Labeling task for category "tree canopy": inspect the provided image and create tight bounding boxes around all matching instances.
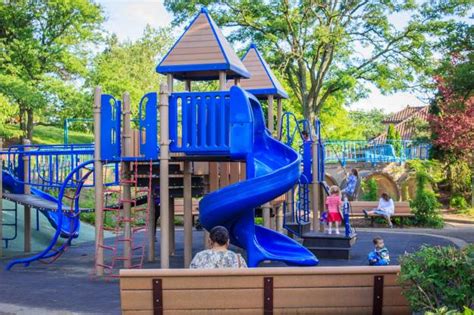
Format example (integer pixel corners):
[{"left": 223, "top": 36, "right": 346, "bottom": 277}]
[
  {"left": 164, "top": 0, "right": 472, "bottom": 121},
  {"left": 0, "top": 0, "right": 104, "bottom": 140}
]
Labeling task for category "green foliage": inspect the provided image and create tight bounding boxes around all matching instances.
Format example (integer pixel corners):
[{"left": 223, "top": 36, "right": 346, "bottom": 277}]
[
  {"left": 386, "top": 124, "right": 403, "bottom": 156},
  {"left": 165, "top": 0, "right": 472, "bottom": 120},
  {"left": 407, "top": 160, "right": 444, "bottom": 184},
  {"left": 447, "top": 161, "right": 472, "bottom": 197},
  {"left": 450, "top": 195, "right": 468, "bottom": 210},
  {"left": 425, "top": 306, "right": 474, "bottom": 315},
  {"left": 0, "top": 0, "right": 104, "bottom": 139},
  {"left": 348, "top": 109, "right": 387, "bottom": 140},
  {"left": 87, "top": 26, "right": 174, "bottom": 118},
  {"left": 398, "top": 245, "right": 474, "bottom": 312},
  {"left": 410, "top": 172, "right": 443, "bottom": 228},
  {"left": 361, "top": 178, "right": 378, "bottom": 201},
  {"left": 254, "top": 217, "right": 264, "bottom": 226}
]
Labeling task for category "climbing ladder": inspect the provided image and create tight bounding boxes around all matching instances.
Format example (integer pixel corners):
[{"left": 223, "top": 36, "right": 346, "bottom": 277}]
[{"left": 96, "top": 160, "right": 153, "bottom": 277}]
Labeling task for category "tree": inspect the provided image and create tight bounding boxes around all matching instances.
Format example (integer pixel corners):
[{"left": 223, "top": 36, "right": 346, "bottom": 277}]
[
  {"left": 87, "top": 26, "right": 174, "bottom": 118},
  {"left": 429, "top": 21, "right": 473, "bottom": 206},
  {"left": 0, "top": 0, "right": 104, "bottom": 141},
  {"left": 386, "top": 123, "right": 402, "bottom": 156},
  {"left": 349, "top": 109, "right": 387, "bottom": 140},
  {"left": 164, "top": 0, "right": 472, "bottom": 121}
]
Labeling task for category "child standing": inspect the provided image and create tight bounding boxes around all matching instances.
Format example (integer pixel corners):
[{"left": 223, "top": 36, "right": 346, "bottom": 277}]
[
  {"left": 325, "top": 186, "right": 343, "bottom": 234},
  {"left": 368, "top": 237, "right": 390, "bottom": 266}
]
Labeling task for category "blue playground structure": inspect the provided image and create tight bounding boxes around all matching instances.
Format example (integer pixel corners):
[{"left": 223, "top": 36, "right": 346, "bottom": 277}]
[{"left": 0, "top": 7, "right": 429, "bottom": 273}]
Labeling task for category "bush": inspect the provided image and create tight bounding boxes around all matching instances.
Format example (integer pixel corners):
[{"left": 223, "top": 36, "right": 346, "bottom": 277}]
[
  {"left": 398, "top": 245, "right": 474, "bottom": 313},
  {"left": 410, "top": 172, "right": 444, "bottom": 228},
  {"left": 425, "top": 306, "right": 474, "bottom": 315},
  {"left": 450, "top": 195, "right": 469, "bottom": 210},
  {"left": 447, "top": 161, "right": 471, "bottom": 197},
  {"left": 361, "top": 178, "right": 378, "bottom": 201}
]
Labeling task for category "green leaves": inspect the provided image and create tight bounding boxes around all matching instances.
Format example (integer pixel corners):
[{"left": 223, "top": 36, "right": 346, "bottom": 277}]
[
  {"left": 165, "top": 0, "right": 472, "bottom": 120},
  {"left": 87, "top": 26, "right": 174, "bottom": 118},
  {"left": 0, "top": 0, "right": 104, "bottom": 140},
  {"left": 399, "top": 245, "right": 474, "bottom": 312}
]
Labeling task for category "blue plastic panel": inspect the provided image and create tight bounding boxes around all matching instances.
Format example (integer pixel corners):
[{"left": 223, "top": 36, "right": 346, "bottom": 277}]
[
  {"left": 139, "top": 92, "right": 158, "bottom": 159},
  {"left": 100, "top": 94, "right": 121, "bottom": 160},
  {"left": 169, "top": 91, "right": 233, "bottom": 155}
]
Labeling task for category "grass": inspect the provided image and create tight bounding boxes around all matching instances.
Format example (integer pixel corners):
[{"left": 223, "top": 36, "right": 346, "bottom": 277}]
[
  {"left": 1, "top": 124, "right": 93, "bottom": 145},
  {"left": 455, "top": 207, "right": 474, "bottom": 217}
]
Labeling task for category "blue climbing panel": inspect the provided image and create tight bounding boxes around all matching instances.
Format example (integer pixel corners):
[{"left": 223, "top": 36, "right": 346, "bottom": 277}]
[
  {"left": 169, "top": 91, "right": 233, "bottom": 155},
  {"left": 100, "top": 94, "right": 121, "bottom": 160},
  {"left": 139, "top": 92, "right": 158, "bottom": 159}
]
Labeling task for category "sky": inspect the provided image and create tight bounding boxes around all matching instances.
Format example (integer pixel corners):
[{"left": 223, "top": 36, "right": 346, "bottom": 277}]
[{"left": 97, "top": 0, "right": 471, "bottom": 114}]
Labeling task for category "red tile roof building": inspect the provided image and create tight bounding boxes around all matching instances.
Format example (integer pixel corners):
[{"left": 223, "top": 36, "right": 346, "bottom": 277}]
[{"left": 375, "top": 105, "right": 429, "bottom": 141}]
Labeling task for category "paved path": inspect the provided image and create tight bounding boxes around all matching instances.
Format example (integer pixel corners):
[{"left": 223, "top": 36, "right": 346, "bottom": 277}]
[{"left": 0, "top": 225, "right": 472, "bottom": 315}]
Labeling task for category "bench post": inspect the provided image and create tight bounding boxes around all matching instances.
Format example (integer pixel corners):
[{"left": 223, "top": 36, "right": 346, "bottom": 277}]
[
  {"left": 373, "top": 275, "right": 384, "bottom": 315},
  {"left": 264, "top": 277, "right": 273, "bottom": 314},
  {"left": 153, "top": 278, "right": 163, "bottom": 315}
]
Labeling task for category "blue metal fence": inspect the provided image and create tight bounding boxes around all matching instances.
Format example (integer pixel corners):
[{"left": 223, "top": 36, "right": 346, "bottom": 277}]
[{"left": 324, "top": 140, "right": 430, "bottom": 165}]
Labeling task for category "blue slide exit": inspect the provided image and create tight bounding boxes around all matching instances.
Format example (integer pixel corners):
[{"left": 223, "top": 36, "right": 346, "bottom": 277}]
[
  {"left": 2, "top": 170, "right": 79, "bottom": 238},
  {"left": 199, "top": 87, "right": 318, "bottom": 267}
]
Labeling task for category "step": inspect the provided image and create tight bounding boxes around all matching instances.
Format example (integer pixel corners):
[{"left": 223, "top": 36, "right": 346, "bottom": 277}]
[
  {"left": 136, "top": 176, "right": 204, "bottom": 187},
  {"left": 302, "top": 232, "right": 357, "bottom": 248},
  {"left": 136, "top": 162, "right": 181, "bottom": 175},
  {"left": 306, "top": 246, "right": 352, "bottom": 259},
  {"left": 285, "top": 221, "right": 311, "bottom": 236}
]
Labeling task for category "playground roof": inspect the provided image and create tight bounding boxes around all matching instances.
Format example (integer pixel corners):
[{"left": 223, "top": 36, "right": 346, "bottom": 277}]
[
  {"left": 156, "top": 8, "right": 250, "bottom": 81},
  {"left": 232, "top": 43, "right": 288, "bottom": 99}
]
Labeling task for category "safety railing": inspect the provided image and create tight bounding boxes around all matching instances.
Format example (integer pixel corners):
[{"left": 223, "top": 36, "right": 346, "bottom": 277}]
[
  {"left": 324, "top": 140, "right": 431, "bottom": 165},
  {"left": 1, "top": 144, "right": 102, "bottom": 189},
  {"left": 169, "top": 91, "right": 232, "bottom": 154}
]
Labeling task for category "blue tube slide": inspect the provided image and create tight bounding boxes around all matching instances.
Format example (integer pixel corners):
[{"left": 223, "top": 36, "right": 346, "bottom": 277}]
[
  {"left": 199, "top": 87, "right": 318, "bottom": 267},
  {"left": 2, "top": 170, "right": 79, "bottom": 238}
]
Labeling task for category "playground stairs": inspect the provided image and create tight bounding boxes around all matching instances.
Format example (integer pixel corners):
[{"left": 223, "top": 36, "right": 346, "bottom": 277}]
[
  {"left": 302, "top": 231, "right": 357, "bottom": 259},
  {"left": 135, "top": 162, "right": 206, "bottom": 198},
  {"left": 284, "top": 215, "right": 311, "bottom": 236}
]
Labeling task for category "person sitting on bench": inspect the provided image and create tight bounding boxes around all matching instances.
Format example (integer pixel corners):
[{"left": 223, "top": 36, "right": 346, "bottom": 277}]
[
  {"left": 190, "top": 226, "right": 247, "bottom": 269},
  {"left": 341, "top": 168, "right": 359, "bottom": 200},
  {"left": 363, "top": 192, "right": 394, "bottom": 228}
]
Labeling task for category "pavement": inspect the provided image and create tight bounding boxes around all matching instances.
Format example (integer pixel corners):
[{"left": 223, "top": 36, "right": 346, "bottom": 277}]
[{"left": 0, "top": 224, "right": 472, "bottom": 315}]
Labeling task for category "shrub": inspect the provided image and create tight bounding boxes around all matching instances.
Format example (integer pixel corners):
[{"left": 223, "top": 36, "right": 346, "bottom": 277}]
[
  {"left": 450, "top": 195, "right": 469, "bottom": 210},
  {"left": 447, "top": 160, "right": 472, "bottom": 198},
  {"left": 410, "top": 171, "right": 443, "bottom": 227},
  {"left": 361, "top": 178, "right": 378, "bottom": 201},
  {"left": 425, "top": 306, "right": 474, "bottom": 315},
  {"left": 398, "top": 245, "right": 474, "bottom": 313}
]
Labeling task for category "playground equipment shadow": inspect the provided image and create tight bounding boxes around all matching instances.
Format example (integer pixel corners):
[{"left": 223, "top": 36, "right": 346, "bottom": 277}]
[{"left": 0, "top": 227, "right": 462, "bottom": 315}]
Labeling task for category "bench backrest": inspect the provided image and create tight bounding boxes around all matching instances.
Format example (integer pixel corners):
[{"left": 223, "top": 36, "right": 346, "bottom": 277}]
[
  {"left": 350, "top": 201, "right": 411, "bottom": 215},
  {"left": 120, "top": 266, "right": 410, "bottom": 315}
]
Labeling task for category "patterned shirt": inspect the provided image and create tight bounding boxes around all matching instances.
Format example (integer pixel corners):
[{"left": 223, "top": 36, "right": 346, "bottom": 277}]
[
  {"left": 344, "top": 175, "right": 358, "bottom": 195},
  {"left": 189, "top": 249, "right": 247, "bottom": 269}
]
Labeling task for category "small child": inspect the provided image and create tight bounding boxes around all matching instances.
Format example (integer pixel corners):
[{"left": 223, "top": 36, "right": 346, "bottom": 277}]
[
  {"left": 368, "top": 237, "right": 390, "bottom": 266},
  {"left": 325, "top": 186, "right": 343, "bottom": 234}
]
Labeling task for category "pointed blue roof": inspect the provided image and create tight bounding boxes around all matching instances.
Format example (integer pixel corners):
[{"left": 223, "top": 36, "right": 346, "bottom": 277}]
[
  {"left": 237, "top": 43, "right": 288, "bottom": 99},
  {"left": 156, "top": 8, "right": 250, "bottom": 81}
]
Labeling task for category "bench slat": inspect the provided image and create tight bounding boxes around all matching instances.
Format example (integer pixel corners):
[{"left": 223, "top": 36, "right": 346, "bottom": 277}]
[
  {"left": 120, "top": 274, "right": 399, "bottom": 290},
  {"left": 123, "top": 306, "right": 411, "bottom": 315},
  {"left": 121, "top": 288, "right": 263, "bottom": 310}
]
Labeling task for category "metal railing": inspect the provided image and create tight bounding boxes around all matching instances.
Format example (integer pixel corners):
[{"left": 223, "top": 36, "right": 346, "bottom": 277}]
[{"left": 324, "top": 140, "right": 431, "bottom": 165}]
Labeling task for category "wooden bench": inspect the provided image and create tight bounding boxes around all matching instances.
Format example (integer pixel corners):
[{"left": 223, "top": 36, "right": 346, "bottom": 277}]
[
  {"left": 350, "top": 201, "right": 414, "bottom": 226},
  {"left": 120, "top": 266, "right": 410, "bottom": 314}
]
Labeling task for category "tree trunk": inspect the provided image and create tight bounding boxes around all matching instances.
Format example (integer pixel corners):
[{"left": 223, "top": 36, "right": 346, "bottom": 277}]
[
  {"left": 26, "top": 108, "right": 33, "bottom": 141},
  {"left": 19, "top": 106, "right": 26, "bottom": 142}
]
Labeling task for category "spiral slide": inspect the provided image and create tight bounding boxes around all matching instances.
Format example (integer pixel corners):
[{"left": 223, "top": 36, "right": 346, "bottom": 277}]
[{"left": 199, "top": 87, "right": 318, "bottom": 267}]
